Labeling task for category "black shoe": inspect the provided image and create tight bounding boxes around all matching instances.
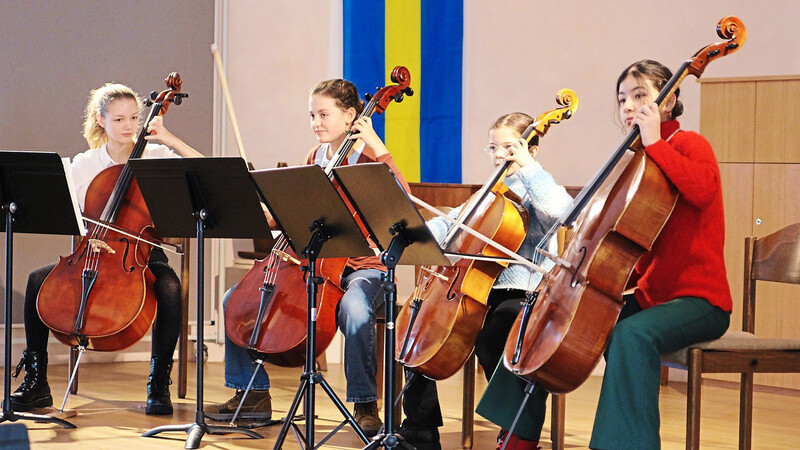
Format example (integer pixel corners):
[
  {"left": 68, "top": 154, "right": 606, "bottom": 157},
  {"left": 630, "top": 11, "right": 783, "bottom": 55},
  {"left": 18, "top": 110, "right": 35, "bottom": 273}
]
[
  {"left": 398, "top": 420, "right": 441, "bottom": 450},
  {"left": 146, "top": 356, "right": 173, "bottom": 415},
  {"left": 10, "top": 350, "right": 53, "bottom": 412}
]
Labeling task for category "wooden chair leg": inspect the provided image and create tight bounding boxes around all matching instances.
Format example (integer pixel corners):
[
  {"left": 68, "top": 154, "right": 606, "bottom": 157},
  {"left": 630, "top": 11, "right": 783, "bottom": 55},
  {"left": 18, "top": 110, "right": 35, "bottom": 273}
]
[
  {"left": 739, "top": 372, "right": 753, "bottom": 450},
  {"left": 461, "top": 353, "right": 475, "bottom": 449},
  {"left": 177, "top": 238, "right": 190, "bottom": 399},
  {"left": 686, "top": 349, "right": 702, "bottom": 450},
  {"left": 660, "top": 365, "right": 669, "bottom": 386},
  {"left": 68, "top": 346, "right": 79, "bottom": 394},
  {"left": 551, "top": 393, "right": 565, "bottom": 450}
]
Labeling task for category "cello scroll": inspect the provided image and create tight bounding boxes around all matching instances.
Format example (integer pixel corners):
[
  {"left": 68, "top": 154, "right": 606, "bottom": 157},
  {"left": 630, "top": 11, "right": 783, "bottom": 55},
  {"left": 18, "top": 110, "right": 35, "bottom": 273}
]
[{"left": 144, "top": 72, "right": 188, "bottom": 116}]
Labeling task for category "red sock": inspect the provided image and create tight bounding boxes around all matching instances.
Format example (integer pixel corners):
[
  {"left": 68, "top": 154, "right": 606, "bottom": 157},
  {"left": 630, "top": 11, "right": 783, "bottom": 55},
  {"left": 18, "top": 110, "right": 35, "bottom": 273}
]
[{"left": 497, "top": 429, "right": 540, "bottom": 450}]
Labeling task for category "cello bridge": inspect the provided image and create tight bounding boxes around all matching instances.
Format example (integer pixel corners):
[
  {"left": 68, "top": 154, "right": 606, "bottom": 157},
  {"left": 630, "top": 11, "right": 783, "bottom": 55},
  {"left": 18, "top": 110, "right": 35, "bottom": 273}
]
[
  {"left": 273, "top": 249, "right": 301, "bottom": 265},
  {"left": 88, "top": 239, "right": 116, "bottom": 254},
  {"left": 420, "top": 266, "right": 448, "bottom": 281}
]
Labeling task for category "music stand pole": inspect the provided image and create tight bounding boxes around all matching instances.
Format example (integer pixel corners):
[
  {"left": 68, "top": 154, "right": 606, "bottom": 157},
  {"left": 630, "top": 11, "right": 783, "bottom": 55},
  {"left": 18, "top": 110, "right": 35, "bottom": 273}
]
[
  {"left": 270, "top": 221, "right": 347, "bottom": 449},
  {"left": 365, "top": 224, "right": 414, "bottom": 449},
  {"left": 0, "top": 151, "right": 82, "bottom": 429},
  {"left": 249, "top": 165, "right": 375, "bottom": 449},
  {"left": 130, "top": 158, "right": 271, "bottom": 448},
  {"left": 1, "top": 203, "right": 75, "bottom": 428},
  {"left": 330, "top": 163, "right": 451, "bottom": 449}
]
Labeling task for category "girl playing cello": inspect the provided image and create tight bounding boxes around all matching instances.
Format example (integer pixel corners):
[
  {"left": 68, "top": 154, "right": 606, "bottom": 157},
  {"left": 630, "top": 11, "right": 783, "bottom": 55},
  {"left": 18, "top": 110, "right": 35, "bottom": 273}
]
[
  {"left": 478, "top": 60, "right": 732, "bottom": 449},
  {"left": 209, "top": 78, "right": 411, "bottom": 435},
  {"left": 11, "top": 82, "right": 201, "bottom": 415},
  {"left": 401, "top": 112, "right": 573, "bottom": 449}
]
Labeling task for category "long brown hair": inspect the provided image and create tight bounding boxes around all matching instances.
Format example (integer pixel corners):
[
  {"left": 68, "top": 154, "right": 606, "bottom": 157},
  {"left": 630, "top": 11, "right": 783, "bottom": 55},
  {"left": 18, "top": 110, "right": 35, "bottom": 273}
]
[
  {"left": 310, "top": 79, "right": 365, "bottom": 120},
  {"left": 491, "top": 112, "right": 539, "bottom": 147}
]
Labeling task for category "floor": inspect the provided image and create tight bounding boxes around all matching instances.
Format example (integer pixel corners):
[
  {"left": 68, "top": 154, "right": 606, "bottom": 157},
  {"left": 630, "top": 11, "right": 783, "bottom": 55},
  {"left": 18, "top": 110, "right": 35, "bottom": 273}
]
[{"left": 5, "top": 360, "right": 800, "bottom": 449}]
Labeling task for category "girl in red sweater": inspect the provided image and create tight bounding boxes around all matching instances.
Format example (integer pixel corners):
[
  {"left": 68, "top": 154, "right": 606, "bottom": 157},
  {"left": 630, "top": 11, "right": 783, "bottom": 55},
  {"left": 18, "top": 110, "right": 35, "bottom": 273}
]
[
  {"left": 477, "top": 59, "right": 732, "bottom": 450},
  {"left": 588, "top": 59, "right": 732, "bottom": 449}
]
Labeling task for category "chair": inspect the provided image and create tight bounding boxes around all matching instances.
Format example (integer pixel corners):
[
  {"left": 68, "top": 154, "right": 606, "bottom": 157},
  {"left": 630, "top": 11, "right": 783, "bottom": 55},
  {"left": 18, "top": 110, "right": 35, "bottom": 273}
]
[{"left": 660, "top": 222, "right": 800, "bottom": 449}]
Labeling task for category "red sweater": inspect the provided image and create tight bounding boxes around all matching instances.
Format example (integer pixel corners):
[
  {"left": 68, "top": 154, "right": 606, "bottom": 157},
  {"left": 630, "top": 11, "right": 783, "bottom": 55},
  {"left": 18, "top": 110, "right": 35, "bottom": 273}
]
[
  {"left": 304, "top": 143, "right": 412, "bottom": 272},
  {"left": 631, "top": 120, "right": 732, "bottom": 312}
]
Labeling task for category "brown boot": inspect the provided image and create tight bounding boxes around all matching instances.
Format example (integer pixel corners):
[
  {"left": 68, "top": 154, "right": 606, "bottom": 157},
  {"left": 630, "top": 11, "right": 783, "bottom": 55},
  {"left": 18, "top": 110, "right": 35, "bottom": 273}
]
[
  {"left": 354, "top": 401, "right": 382, "bottom": 436},
  {"left": 205, "top": 389, "right": 271, "bottom": 420}
]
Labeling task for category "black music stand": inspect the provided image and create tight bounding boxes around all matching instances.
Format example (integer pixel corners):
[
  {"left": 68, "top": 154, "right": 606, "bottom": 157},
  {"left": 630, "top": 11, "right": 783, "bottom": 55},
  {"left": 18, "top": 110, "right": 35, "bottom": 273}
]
[
  {"left": 129, "top": 157, "right": 271, "bottom": 449},
  {"left": 332, "top": 163, "right": 450, "bottom": 449},
  {"left": 250, "top": 165, "right": 375, "bottom": 449},
  {"left": 0, "top": 151, "right": 80, "bottom": 429}
]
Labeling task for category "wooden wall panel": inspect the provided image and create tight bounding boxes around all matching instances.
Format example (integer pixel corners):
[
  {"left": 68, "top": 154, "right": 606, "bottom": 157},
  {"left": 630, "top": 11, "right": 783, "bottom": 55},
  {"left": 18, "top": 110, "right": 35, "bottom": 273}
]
[
  {"left": 700, "top": 81, "right": 756, "bottom": 163},
  {"left": 755, "top": 81, "right": 800, "bottom": 163},
  {"left": 720, "top": 163, "right": 754, "bottom": 335},
  {"left": 750, "top": 164, "right": 800, "bottom": 388},
  {"left": 702, "top": 77, "right": 800, "bottom": 389}
]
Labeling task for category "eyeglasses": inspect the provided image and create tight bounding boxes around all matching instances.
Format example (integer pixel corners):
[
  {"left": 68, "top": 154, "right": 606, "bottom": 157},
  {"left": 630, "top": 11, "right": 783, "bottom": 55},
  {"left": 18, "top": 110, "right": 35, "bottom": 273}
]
[{"left": 484, "top": 143, "right": 515, "bottom": 156}]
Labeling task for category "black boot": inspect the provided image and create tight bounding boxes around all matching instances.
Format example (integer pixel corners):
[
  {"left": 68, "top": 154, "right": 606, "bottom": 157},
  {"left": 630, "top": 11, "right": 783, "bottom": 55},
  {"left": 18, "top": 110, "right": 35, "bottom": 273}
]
[
  {"left": 10, "top": 350, "right": 53, "bottom": 411},
  {"left": 146, "top": 356, "right": 173, "bottom": 415}
]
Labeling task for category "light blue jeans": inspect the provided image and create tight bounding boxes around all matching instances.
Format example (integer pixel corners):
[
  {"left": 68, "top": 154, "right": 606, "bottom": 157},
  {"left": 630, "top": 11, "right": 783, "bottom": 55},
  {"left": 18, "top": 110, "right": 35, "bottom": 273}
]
[
  {"left": 221, "top": 268, "right": 385, "bottom": 402},
  {"left": 221, "top": 285, "right": 271, "bottom": 391},
  {"left": 338, "top": 268, "right": 385, "bottom": 403}
]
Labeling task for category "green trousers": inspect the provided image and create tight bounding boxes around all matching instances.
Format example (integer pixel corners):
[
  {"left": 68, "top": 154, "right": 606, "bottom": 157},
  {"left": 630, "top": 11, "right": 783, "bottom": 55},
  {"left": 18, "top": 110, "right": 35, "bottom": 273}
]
[
  {"left": 476, "top": 296, "right": 729, "bottom": 448},
  {"left": 590, "top": 296, "right": 729, "bottom": 449},
  {"left": 476, "top": 359, "right": 548, "bottom": 441}
]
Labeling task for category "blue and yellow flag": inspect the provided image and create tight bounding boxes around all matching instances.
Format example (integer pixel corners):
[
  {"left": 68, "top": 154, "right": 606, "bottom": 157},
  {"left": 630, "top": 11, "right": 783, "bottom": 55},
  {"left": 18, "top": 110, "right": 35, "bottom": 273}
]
[{"left": 344, "top": 0, "right": 463, "bottom": 183}]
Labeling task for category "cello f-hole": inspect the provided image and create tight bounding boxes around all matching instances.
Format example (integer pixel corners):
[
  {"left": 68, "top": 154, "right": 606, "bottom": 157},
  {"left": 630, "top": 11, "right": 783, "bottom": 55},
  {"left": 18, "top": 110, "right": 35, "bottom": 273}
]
[
  {"left": 119, "top": 238, "right": 134, "bottom": 272},
  {"left": 570, "top": 247, "right": 587, "bottom": 288},
  {"left": 445, "top": 266, "right": 462, "bottom": 301}
]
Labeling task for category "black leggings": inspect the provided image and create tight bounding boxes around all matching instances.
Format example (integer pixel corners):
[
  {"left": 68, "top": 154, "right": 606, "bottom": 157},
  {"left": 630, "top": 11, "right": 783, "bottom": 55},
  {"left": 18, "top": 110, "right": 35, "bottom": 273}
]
[
  {"left": 402, "top": 289, "right": 526, "bottom": 427},
  {"left": 23, "top": 248, "right": 182, "bottom": 361}
]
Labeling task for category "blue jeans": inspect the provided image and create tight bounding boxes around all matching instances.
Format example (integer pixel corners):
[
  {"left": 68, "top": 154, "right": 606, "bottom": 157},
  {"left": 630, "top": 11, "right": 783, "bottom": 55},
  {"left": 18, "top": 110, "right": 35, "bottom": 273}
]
[
  {"left": 338, "top": 268, "right": 385, "bottom": 403},
  {"left": 221, "top": 285, "right": 271, "bottom": 391},
  {"left": 221, "top": 268, "right": 385, "bottom": 401}
]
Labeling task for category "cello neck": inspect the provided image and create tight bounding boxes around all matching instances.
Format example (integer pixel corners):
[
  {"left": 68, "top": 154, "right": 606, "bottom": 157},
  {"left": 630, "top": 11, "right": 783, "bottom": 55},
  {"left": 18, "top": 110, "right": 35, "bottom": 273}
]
[
  {"left": 325, "top": 94, "right": 380, "bottom": 175},
  {"left": 441, "top": 159, "right": 512, "bottom": 248}
]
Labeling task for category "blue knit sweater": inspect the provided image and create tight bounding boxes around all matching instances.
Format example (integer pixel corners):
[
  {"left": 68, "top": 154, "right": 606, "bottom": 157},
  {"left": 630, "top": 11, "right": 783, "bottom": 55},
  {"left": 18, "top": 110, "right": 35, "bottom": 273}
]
[{"left": 427, "top": 161, "right": 573, "bottom": 290}]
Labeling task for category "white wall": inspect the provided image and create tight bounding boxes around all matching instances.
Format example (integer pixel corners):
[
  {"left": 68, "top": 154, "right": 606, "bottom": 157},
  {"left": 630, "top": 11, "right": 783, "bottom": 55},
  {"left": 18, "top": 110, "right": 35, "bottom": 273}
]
[
  {"left": 462, "top": 1, "right": 800, "bottom": 187},
  {"left": 223, "top": 1, "right": 800, "bottom": 188}
]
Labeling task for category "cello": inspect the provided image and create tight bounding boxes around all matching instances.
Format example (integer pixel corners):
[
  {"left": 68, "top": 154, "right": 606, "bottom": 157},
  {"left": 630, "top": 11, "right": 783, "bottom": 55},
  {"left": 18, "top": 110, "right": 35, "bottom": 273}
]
[
  {"left": 503, "top": 16, "right": 746, "bottom": 394},
  {"left": 395, "top": 90, "right": 579, "bottom": 380},
  {"left": 37, "top": 73, "right": 188, "bottom": 352},
  {"left": 224, "top": 67, "right": 414, "bottom": 367}
]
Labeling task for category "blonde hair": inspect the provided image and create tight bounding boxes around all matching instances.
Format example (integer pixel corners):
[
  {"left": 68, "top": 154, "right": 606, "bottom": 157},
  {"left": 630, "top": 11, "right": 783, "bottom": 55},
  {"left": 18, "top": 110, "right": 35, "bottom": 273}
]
[{"left": 82, "top": 83, "right": 141, "bottom": 149}]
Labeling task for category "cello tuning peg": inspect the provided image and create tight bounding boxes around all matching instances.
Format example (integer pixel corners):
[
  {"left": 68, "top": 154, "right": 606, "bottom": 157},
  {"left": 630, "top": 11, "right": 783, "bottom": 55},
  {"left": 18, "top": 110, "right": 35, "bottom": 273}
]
[
  {"left": 143, "top": 98, "right": 154, "bottom": 107},
  {"left": 364, "top": 93, "right": 373, "bottom": 102},
  {"left": 172, "top": 93, "right": 189, "bottom": 105},
  {"left": 150, "top": 91, "right": 158, "bottom": 100},
  {"left": 404, "top": 87, "right": 414, "bottom": 96},
  {"left": 394, "top": 93, "right": 404, "bottom": 103}
]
